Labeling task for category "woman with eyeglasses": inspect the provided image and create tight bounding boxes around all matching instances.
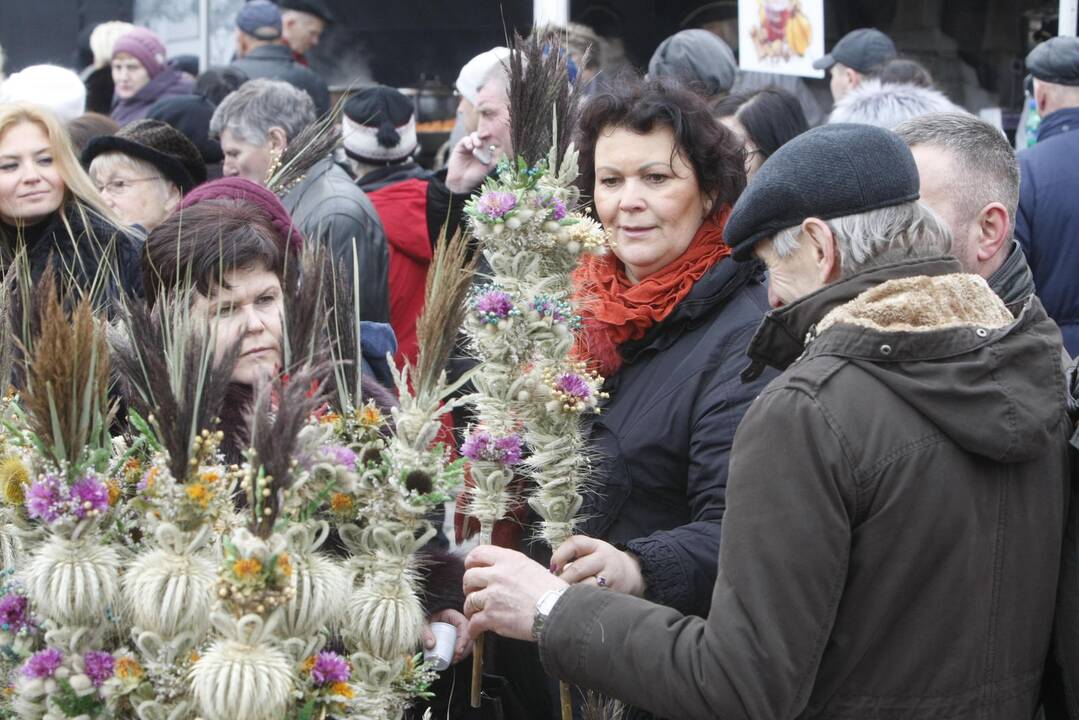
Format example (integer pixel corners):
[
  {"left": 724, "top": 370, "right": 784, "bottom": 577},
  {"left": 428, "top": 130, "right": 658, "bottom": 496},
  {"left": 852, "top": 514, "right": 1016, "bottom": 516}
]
[
  {"left": 83, "top": 118, "right": 207, "bottom": 231},
  {"left": 0, "top": 102, "right": 142, "bottom": 301},
  {"left": 714, "top": 86, "right": 809, "bottom": 181}
]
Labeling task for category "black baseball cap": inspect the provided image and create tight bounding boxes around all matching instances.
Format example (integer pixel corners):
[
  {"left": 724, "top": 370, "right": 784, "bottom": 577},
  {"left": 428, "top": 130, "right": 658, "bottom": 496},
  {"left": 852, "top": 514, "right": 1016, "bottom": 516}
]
[{"left": 813, "top": 28, "right": 897, "bottom": 74}]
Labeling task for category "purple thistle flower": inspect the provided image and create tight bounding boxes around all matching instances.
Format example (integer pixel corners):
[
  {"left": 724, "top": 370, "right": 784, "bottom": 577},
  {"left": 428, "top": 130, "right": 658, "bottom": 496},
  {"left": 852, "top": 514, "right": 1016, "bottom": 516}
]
[
  {"left": 555, "top": 374, "right": 592, "bottom": 401},
  {"left": 25, "top": 477, "right": 62, "bottom": 523},
  {"left": 462, "top": 430, "right": 523, "bottom": 466},
  {"left": 460, "top": 430, "right": 493, "bottom": 463},
  {"left": 548, "top": 197, "right": 567, "bottom": 221},
  {"left": 473, "top": 290, "right": 514, "bottom": 319},
  {"left": 70, "top": 477, "right": 109, "bottom": 519},
  {"left": 325, "top": 445, "right": 358, "bottom": 469},
  {"left": 82, "top": 651, "right": 114, "bottom": 687},
  {"left": 22, "top": 648, "right": 63, "bottom": 679},
  {"left": 310, "top": 651, "right": 350, "bottom": 685},
  {"left": 0, "top": 593, "right": 29, "bottom": 633},
  {"left": 493, "top": 435, "right": 524, "bottom": 466},
  {"left": 476, "top": 191, "right": 517, "bottom": 220}
]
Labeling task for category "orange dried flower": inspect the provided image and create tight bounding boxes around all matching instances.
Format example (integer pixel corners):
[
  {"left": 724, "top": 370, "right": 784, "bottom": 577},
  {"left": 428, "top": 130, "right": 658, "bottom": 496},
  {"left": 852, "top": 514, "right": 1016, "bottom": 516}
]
[
  {"left": 330, "top": 681, "right": 354, "bottom": 699},
  {"left": 232, "top": 558, "right": 262, "bottom": 580},
  {"left": 185, "top": 483, "right": 212, "bottom": 508},
  {"left": 330, "top": 493, "right": 354, "bottom": 514},
  {"left": 275, "top": 553, "right": 292, "bottom": 578},
  {"left": 115, "top": 657, "right": 144, "bottom": 680}
]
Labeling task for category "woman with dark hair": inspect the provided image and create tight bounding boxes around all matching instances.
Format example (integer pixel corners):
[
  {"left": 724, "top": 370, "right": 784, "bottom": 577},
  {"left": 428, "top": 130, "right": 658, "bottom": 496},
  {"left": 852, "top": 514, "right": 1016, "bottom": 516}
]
[
  {"left": 141, "top": 177, "right": 397, "bottom": 460},
  {"left": 470, "top": 76, "right": 773, "bottom": 720},
  {"left": 714, "top": 86, "right": 809, "bottom": 180}
]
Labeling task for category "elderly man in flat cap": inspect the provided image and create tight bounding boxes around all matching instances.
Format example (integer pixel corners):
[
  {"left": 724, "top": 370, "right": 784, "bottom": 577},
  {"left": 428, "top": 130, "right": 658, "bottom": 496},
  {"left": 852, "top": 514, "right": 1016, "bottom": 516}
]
[
  {"left": 1015, "top": 36, "right": 1079, "bottom": 356},
  {"left": 461, "top": 124, "right": 1070, "bottom": 720},
  {"left": 813, "top": 27, "right": 897, "bottom": 103}
]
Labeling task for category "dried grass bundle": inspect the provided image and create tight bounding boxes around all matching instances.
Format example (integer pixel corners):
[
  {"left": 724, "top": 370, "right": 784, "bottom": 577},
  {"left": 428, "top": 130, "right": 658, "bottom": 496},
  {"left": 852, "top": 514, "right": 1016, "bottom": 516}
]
[
  {"left": 246, "top": 365, "right": 324, "bottom": 537},
  {"left": 20, "top": 271, "right": 112, "bottom": 471},
  {"left": 411, "top": 228, "right": 479, "bottom": 399},
  {"left": 112, "top": 297, "right": 240, "bottom": 482},
  {"left": 509, "top": 32, "right": 587, "bottom": 169}
]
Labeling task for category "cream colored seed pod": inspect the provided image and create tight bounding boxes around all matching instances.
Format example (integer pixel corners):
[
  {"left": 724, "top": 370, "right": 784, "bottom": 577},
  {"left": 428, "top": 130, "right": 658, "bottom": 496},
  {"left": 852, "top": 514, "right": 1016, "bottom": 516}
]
[{"left": 25, "top": 534, "right": 120, "bottom": 627}]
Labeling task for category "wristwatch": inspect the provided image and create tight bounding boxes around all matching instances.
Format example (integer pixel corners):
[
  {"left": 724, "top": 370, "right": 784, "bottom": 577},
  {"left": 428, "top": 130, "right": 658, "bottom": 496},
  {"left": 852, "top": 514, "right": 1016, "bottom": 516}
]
[{"left": 531, "top": 587, "right": 568, "bottom": 642}]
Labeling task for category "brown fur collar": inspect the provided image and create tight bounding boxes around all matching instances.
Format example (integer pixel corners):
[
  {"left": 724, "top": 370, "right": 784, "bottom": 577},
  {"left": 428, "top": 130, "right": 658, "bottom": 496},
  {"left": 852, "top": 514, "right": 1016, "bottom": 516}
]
[{"left": 817, "top": 273, "right": 1013, "bottom": 335}]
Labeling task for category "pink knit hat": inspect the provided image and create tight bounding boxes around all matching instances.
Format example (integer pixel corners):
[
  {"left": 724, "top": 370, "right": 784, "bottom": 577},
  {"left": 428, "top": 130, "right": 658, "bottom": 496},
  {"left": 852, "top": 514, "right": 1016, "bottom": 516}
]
[
  {"left": 179, "top": 177, "right": 304, "bottom": 254},
  {"left": 112, "top": 27, "right": 167, "bottom": 78}
]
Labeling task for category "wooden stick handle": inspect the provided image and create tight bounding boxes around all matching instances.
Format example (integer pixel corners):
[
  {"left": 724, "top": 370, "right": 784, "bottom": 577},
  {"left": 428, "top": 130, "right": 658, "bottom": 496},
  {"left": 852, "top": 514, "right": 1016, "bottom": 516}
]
[
  {"left": 559, "top": 681, "right": 573, "bottom": 720},
  {"left": 471, "top": 631, "right": 485, "bottom": 708}
]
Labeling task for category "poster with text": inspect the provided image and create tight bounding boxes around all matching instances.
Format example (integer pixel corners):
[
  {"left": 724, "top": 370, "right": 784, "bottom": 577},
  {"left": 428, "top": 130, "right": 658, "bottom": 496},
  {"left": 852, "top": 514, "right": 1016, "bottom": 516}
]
[{"left": 738, "top": 0, "right": 825, "bottom": 78}]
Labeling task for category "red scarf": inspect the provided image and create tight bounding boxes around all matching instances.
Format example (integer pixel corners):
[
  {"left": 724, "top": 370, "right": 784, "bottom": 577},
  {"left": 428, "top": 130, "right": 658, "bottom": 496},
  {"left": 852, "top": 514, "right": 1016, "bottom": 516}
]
[{"left": 574, "top": 207, "right": 733, "bottom": 376}]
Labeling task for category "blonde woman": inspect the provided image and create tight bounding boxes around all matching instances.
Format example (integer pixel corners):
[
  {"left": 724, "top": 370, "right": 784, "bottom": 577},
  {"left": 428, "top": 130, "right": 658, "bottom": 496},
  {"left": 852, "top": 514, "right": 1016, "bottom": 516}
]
[{"left": 0, "top": 103, "right": 143, "bottom": 301}]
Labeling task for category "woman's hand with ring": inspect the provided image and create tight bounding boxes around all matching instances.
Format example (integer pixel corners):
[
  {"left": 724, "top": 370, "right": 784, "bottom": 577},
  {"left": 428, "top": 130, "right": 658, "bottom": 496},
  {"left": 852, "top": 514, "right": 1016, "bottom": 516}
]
[{"left": 551, "top": 536, "right": 646, "bottom": 597}]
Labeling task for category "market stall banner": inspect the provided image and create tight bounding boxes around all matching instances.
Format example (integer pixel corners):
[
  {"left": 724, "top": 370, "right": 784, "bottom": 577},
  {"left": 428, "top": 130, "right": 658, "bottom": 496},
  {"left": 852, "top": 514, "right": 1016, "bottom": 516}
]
[{"left": 738, "top": 0, "right": 825, "bottom": 78}]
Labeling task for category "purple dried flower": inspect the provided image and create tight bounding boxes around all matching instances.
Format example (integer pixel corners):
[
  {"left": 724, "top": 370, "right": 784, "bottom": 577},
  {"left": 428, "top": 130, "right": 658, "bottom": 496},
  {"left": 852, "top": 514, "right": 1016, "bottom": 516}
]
[
  {"left": 476, "top": 191, "right": 517, "bottom": 219},
  {"left": 473, "top": 290, "right": 515, "bottom": 323},
  {"left": 493, "top": 435, "right": 524, "bottom": 466},
  {"left": 549, "top": 197, "right": 567, "bottom": 221},
  {"left": 82, "top": 651, "right": 114, "bottom": 687},
  {"left": 23, "top": 649, "right": 63, "bottom": 679},
  {"left": 25, "top": 476, "right": 62, "bottom": 523},
  {"left": 136, "top": 469, "right": 155, "bottom": 493},
  {"left": 325, "top": 445, "right": 358, "bottom": 469},
  {"left": 460, "top": 431, "right": 493, "bottom": 463},
  {"left": 310, "top": 651, "right": 350, "bottom": 685},
  {"left": 462, "top": 430, "right": 523, "bottom": 466},
  {"left": 555, "top": 374, "right": 592, "bottom": 401},
  {"left": 70, "top": 477, "right": 109, "bottom": 519},
  {"left": 0, "top": 593, "right": 29, "bottom": 632}
]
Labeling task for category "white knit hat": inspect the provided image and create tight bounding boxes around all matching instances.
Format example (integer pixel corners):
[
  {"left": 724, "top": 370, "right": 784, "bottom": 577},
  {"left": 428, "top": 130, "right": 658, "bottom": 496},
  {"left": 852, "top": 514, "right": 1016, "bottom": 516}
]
[
  {"left": 1, "top": 65, "right": 87, "bottom": 123},
  {"left": 455, "top": 47, "right": 511, "bottom": 105},
  {"left": 341, "top": 85, "right": 418, "bottom": 164}
]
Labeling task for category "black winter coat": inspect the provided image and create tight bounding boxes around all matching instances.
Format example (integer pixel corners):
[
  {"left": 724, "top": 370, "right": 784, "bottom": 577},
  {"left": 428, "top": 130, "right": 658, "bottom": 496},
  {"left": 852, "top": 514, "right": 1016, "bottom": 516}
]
[
  {"left": 0, "top": 202, "right": 143, "bottom": 307},
  {"left": 579, "top": 255, "right": 773, "bottom": 618}
]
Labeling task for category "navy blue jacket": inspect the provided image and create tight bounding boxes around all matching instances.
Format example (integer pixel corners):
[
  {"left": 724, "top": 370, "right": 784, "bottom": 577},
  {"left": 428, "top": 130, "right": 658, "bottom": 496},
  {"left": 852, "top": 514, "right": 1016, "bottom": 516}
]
[
  {"left": 579, "top": 256, "right": 773, "bottom": 617},
  {"left": 1016, "top": 106, "right": 1079, "bottom": 356}
]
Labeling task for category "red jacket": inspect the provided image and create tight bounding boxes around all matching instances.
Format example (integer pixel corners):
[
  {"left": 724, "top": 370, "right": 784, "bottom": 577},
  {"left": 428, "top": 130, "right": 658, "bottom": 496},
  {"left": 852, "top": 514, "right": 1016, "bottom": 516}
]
[{"left": 367, "top": 178, "right": 431, "bottom": 369}]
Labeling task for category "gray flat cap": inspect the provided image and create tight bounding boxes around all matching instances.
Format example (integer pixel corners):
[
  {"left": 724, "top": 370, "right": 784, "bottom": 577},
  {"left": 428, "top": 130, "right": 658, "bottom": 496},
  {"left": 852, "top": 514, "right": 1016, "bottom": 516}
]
[
  {"left": 648, "top": 29, "right": 737, "bottom": 96},
  {"left": 1027, "top": 36, "right": 1079, "bottom": 86},
  {"left": 726, "top": 123, "right": 920, "bottom": 261},
  {"left": 813, "top": 28, "right": 897, "bottom": 74}
]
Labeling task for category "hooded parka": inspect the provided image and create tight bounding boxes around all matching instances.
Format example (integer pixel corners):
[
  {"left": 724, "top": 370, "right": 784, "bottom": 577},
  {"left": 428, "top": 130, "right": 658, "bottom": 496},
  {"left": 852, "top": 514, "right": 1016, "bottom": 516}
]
[{"left": 539, "top": 257, "right": 1070, "bottom": 720}]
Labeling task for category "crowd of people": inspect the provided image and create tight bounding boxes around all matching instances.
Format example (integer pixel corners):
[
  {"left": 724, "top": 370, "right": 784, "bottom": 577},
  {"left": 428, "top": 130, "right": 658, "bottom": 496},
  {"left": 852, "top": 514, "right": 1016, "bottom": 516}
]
[{"left": 2, "top": 4, "right": 1079, "bottom": 719}]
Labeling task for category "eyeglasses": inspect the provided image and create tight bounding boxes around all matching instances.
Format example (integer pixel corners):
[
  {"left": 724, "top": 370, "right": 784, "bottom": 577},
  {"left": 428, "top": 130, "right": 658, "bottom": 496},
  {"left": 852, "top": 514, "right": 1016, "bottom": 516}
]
[{"left": 95, "top": 177, "right": 162, "bottom": 196}]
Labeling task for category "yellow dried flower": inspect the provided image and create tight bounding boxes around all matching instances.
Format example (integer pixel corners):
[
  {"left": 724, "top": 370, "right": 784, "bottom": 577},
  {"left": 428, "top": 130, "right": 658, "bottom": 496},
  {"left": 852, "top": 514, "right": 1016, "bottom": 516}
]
[
  {"left": 185, "top": 483, "right": 213, "bottom": 508},
  {"left": 123, "top": 458, "right": 143, "bottom": 485},
  {"left": 301, "top": 656, "right": 317, "bottom": 674},
  {"left": 330, "top": 492, "right": 354, "bottom": 515},
  {"left": 319, "top": 412, "right": 341, "bottom": 426},
  {"left": 106, "top": 480, "right": 121, "bottom": 506},
  {"left": 0, "top": 457, "right": 29, "bottom": 506},
  {"left": 275, "top": 552, "right": 292, "bottom": 578},
  {"left": 330, "top": 682, "right": 354, "bottom": 699},
  {"left": 232, "top": 558, "right": 262, "bottom": 580},
  {"left": 199, "top": 468, "right": 222, "bottom": 485},
  {"left": 359, "top": 403, "right": 383, "bottom": 428},
  {"left": 115, "top": 657, "right": 144, "bottom": 680},
  {"left": 189, "top": 651, "right": 200, "bottom": 664}
]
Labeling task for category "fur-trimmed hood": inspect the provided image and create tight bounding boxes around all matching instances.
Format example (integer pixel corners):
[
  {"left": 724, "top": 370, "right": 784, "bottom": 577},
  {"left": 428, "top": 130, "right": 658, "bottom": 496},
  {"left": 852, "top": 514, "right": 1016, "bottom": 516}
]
[
  {"left": 746, "top": 257, "right": 1067, "bottom": 464},
  {"left": 828, "top": 79, "right": 965, "bottom": 129}
]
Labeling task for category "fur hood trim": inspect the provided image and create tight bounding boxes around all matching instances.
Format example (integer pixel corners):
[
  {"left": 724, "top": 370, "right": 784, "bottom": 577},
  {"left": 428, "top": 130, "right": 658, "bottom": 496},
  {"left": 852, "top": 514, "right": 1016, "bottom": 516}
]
[{"left": 817, "top": 272, "right": 1013, "bottom": 335}]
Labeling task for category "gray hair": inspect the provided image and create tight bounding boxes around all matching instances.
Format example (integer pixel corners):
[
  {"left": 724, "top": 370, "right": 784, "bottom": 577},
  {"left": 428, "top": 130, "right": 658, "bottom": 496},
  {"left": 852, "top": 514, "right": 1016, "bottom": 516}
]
[
  {"left": 772, "top": 201, "right": 953, "bottom": 278},
  {"left": 209, "top": 78, "right": 316, "bottom": 146},
  {"left": 894, "top": 111, "right": 1019, "bottom": 230},
  {"left": 828, "top": 79, "right": 965, "bottom": 130}
]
